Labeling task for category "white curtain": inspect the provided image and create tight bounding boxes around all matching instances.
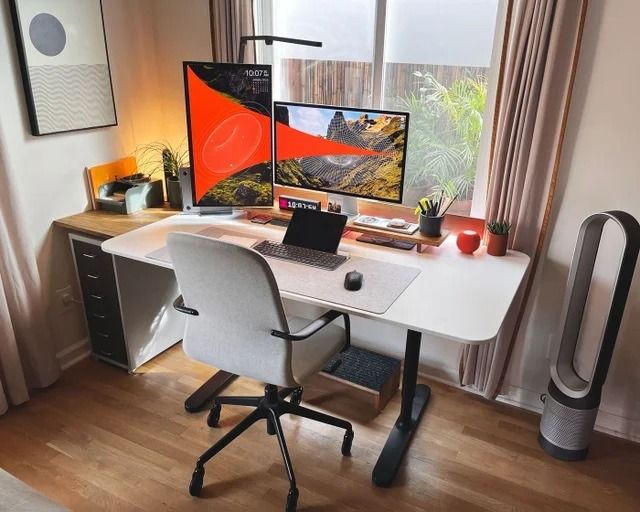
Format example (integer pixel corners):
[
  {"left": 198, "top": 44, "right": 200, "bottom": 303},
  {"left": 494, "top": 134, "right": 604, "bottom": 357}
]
[{"left": 0, "top": 135, "right": 60, "bottom": 415}]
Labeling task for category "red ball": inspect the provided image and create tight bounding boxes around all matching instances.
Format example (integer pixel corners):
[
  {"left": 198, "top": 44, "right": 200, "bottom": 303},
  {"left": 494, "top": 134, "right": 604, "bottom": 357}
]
[{"left": 456, "top": 230, "right": 481, "bottom": 254}]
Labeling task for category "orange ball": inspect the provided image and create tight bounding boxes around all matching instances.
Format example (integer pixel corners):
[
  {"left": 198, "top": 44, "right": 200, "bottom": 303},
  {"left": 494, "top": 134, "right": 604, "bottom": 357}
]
[{"left": 457, "top": 230, "right": 481, "bottom": 254}]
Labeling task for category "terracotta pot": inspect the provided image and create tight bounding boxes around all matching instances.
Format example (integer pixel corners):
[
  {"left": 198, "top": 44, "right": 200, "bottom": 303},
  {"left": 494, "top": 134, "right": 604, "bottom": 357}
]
[{"left": 486, "top": 232, "right": 508, "bottom": 256}]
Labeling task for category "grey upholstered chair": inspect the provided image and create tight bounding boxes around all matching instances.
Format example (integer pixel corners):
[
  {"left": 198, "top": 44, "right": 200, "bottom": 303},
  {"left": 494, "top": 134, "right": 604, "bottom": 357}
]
[{"left": 168, "top": 232, "right": 354, "bottom": 512}]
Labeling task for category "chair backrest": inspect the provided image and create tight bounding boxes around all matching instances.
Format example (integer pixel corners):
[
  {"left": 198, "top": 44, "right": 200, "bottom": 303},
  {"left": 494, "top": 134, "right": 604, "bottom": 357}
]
[{"left": 167, "top": 232, "right": 296, "bottom": 387}]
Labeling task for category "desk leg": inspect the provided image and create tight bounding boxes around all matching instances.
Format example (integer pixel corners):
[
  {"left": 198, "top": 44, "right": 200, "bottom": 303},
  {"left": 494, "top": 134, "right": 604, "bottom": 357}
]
[
  {"left": 184, "top": 370, "right": 237, "bottom": 412},
  {"left": 372, "top": 329, "right": 431, "bottom": 487}
]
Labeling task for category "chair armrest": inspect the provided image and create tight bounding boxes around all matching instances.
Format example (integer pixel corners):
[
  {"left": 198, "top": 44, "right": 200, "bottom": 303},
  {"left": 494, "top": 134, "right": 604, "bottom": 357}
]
[
  {"left": 173, "top": 295, "right": 199, "bottom": 316},
  {"left": 271, "top": 310, "right": 348, "bottom": 341}
]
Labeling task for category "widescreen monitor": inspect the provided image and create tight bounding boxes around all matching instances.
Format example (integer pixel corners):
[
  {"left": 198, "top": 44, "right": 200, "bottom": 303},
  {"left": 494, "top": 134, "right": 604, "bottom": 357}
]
[
  {"left": 274, "top": 101, "right": 409, "bottom": 204},
  {"left": 183, "top": 62, "right": 273, "bottom": 207}
]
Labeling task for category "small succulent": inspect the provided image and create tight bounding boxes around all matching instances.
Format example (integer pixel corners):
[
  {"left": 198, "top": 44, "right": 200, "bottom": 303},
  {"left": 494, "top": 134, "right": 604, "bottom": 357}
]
[{"left": 487, "top": 220, "right": 511, "bottom": 236}]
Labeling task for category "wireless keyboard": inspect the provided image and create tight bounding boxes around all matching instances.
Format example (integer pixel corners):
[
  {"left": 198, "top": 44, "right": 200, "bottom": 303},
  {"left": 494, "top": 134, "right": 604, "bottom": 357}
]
[{"left": 253, "top": 240, "right": 347, "bottom": 271}]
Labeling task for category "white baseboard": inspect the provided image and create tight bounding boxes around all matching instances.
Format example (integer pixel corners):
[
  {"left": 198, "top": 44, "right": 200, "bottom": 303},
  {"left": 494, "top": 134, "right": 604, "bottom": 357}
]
[
  {"left": 498, "top": 384, "right": 640, "bottom": 444},
  {"left": 56, "top": 338, "right": 91, "bottom": 370}
]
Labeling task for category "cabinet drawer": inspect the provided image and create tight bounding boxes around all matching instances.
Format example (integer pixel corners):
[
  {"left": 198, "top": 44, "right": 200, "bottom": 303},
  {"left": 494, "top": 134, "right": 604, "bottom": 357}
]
[
  {"left": 78, "top": 270, "right": 118, "bottom": 300},
  {"left": 72, "top": 239, "right": 113, "bottom": 275},
  {"left": 89, "top": 328, "right": 128, "bottom": 366}
]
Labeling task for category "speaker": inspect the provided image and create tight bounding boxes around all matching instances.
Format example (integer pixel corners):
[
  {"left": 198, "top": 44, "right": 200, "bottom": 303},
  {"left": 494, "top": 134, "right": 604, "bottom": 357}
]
[{"left": 540, "top": 211, "right": 640, "bottom": 460}]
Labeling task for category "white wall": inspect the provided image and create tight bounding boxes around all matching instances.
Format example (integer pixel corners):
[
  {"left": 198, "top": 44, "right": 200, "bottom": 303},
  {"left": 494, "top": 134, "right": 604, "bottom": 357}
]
[
  {"left": 148, "top": 0, "right": 212, "bottom": 144},
  {"left": 500, "top": 0, "right": 640, "bottom": 442}
]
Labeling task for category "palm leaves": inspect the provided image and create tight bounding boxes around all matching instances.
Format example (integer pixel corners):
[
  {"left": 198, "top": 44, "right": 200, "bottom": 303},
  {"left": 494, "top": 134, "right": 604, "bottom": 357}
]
[{"left": 394, "top": 71, "right": 487, "bottom": 200}]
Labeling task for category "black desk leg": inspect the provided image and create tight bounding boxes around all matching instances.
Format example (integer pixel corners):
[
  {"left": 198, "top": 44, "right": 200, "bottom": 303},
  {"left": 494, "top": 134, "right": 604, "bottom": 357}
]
[
  {"left": 372, "top": 329, "right": 431, "bottom": 487},
  {"left": 184, "top": 370, "right": 237, "bottom": 412}
]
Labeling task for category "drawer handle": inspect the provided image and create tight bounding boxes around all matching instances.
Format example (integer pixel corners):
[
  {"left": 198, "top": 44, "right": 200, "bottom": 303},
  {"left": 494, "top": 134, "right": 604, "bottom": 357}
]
[
  {"left": 96, "top": 332, "right": 110, "bottom": 339},
  {"left": 89, "top": 294, "right": 104, "bottom": 300},
  {"left": 101, "top": 351, "right": 114, "bottom": 357},
  {"left": 92, "top": 313, "right": 107, "bottom": 320},
  {"left": 82, "top": 253, "right": 98, "bottom": 259},
  {"left": 87, "top": 274, "right": 101, "bottom": 280}
]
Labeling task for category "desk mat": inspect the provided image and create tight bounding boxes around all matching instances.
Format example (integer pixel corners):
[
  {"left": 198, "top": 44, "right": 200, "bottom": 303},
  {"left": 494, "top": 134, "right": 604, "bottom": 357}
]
[{"left": 146, "top": 226, "right": 421, "bottom": 314}]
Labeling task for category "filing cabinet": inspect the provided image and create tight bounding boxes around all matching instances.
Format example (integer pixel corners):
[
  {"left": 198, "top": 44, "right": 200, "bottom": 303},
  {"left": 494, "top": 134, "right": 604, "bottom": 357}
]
[{"left": 69, "top": 233, "right": 129, "bottom": 368}]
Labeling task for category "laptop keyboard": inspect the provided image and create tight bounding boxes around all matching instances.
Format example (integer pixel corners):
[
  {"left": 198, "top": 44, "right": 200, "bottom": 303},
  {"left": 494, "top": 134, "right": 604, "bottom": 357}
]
[{"left": 253, "top": 240, "right": 347, "bottom": 271}]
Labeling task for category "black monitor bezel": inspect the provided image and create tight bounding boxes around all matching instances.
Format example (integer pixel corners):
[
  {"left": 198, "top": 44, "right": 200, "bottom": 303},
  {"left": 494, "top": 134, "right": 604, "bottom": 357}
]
[
  {"left": 183, "top": 61, "right": 274, "bottom": 208},
  {"left": 273, "top": 101, "right": 409, "bottom": 205}
]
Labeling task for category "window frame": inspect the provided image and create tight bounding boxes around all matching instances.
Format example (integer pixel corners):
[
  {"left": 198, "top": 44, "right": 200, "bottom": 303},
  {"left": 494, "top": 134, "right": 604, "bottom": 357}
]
[{"left": 256, "top": 0, "right": 507, "bottom": 219}]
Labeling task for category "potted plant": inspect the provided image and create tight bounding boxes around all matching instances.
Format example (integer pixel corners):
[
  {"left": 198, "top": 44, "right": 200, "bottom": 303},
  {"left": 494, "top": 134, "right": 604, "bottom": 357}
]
[
  {"left": 135, "top": 140, "right": 189, "bottom": 209},
  {"left": 486, "top": 220, "right": 510, "bottom": 256}
]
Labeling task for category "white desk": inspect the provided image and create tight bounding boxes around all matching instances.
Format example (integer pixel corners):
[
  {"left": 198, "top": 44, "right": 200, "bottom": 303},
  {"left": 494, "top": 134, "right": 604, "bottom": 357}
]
[{"left": 102, "top": 212, "right": 529, "bottom": 486}]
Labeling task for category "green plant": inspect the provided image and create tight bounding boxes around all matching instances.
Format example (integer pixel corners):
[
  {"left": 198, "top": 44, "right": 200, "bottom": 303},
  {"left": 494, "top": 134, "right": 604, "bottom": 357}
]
[
  {"left": 487, "top": 220, "right": 511, "bottom": 236},
  {"left": 394, "top": 71, "right": 487, "bottom": 200},
  {"left": 134, "top": 140, "right": 189, "bottom": 178}
]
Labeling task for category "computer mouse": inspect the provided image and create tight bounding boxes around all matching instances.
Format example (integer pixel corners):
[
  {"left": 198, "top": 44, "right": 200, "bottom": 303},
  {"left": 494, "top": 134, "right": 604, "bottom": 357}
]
[{"left": 344, "top": 270, "right": 363, "bottom": 291}]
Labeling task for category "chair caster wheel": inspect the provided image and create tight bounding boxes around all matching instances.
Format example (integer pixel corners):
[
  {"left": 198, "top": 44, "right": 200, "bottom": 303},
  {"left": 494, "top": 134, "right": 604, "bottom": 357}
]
[
  {"left": 189, "top": 465, "right": 205, "bottom": 497},
  {"left": 286, "top": 487, "right": 299, "bottom": 512},
  {"left": 342, "top": 430, "right": 354, "bottom": 456},
  {"left": 290, "top": 388, "right": 303, "bottom": 405},
  {"left": 207, "top": 404, "right": 221, "bottom": 427}
]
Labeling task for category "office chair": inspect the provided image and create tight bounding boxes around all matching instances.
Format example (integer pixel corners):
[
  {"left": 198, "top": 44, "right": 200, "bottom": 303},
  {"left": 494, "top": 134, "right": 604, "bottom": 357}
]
[{"left": 168, "top": 233, "right": 354, "bottom": 512}]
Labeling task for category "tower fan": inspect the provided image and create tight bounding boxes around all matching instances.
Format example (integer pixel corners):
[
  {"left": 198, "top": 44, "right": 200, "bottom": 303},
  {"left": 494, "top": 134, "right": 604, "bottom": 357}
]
[{"left": 539, "top": 211, "right": 640, "bottom": 460}]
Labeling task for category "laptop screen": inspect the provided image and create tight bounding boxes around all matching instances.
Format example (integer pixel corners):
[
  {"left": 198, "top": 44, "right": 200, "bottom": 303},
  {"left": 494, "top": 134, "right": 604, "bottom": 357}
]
[{"left": 283, "top": 209, "right": 347, "bottom": 254}]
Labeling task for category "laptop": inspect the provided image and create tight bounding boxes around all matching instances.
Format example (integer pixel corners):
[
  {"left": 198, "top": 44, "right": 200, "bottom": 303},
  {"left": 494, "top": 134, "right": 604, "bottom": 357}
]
[{"left": 253, "top": 209, "right": 348, "bottom": 270}]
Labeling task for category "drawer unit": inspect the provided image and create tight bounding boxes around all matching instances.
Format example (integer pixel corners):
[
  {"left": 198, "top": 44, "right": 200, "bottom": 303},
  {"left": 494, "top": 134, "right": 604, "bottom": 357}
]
[{"left": 70, "top": 234, "right": 129, "bottom": 368}]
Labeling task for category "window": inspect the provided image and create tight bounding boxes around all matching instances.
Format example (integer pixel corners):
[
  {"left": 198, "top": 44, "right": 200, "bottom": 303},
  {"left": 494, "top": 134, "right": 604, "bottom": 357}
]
[{"left": 255, "top": 0, "right": 505, "bottom": 216}]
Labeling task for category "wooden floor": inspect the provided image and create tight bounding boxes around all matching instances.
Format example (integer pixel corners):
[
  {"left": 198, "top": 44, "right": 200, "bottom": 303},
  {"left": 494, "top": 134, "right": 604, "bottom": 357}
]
[{"left": 1, "top": 346, "right": 639, "bottom": 512}]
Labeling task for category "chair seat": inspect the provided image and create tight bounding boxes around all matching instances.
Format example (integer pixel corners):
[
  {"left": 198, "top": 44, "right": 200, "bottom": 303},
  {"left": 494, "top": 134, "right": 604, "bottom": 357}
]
[{"left": 288, "top": 316, "right": 346, "bottom": 385}]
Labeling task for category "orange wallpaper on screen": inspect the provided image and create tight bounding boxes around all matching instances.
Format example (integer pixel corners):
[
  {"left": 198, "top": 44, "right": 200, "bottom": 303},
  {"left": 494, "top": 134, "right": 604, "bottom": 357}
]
[{"left": 187, "top": 68, "right": 385, "bottom": 202}]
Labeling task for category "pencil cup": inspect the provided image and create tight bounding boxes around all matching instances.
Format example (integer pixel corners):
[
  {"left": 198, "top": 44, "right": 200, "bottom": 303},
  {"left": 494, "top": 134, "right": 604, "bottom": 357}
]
[{"left": 419, "top": 215, "right": 443, "bottom": 237}]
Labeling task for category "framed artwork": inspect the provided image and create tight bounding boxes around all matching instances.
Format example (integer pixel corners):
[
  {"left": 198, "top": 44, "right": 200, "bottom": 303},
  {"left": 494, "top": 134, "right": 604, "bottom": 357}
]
[{"left": 8, "top": 0, "right": 117, "bottom": 136}]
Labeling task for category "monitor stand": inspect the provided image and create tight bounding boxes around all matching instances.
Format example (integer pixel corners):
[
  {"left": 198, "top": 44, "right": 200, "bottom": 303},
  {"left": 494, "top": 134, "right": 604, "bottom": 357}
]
[
  {"left": 327, "top": 193, "right": 358, "bottom": 217},
  {"left": 197, "top": 207, "right": 233, "bottom": 216}
]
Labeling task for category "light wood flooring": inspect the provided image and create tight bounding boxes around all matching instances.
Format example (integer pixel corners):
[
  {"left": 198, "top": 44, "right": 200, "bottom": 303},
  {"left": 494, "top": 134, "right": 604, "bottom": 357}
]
[{"left": 0, "top": 345, "right": 638, "bottom": 511}]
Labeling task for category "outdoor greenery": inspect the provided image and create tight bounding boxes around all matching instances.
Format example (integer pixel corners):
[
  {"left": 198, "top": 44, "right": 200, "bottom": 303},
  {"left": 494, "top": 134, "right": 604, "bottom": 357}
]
[
  {"left": 394, "top": 71, "right": 487, "bottom": 202},
  {"left": 487, "top": 220, "right": 511, "bottom": 235}
]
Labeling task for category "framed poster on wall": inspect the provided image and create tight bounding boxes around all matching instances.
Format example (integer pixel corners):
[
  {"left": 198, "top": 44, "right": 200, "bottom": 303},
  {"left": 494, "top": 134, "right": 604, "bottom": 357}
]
[{"left": 8, "top": 0, "right": 117, "bottom": 136}]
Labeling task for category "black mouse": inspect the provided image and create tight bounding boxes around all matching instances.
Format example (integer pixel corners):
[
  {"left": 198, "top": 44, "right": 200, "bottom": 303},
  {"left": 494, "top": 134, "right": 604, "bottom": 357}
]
[{"left": 344, "top": 270, "right": 363, "bottom": 291}]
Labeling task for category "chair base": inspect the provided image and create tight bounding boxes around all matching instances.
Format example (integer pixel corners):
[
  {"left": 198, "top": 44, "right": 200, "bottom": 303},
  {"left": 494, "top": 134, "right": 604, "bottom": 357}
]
[{"left": 189, "top": 384, "right": 354, "bottom": 512}]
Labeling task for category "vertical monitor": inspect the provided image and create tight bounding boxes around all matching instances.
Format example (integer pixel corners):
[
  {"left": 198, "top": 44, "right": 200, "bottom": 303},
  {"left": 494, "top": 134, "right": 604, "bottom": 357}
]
[
  {"left": 183, "top": 62, "right": 273, "bottom": 207},
  {"left": 274, "top": 101, "right": 409, "bottom": 204}
]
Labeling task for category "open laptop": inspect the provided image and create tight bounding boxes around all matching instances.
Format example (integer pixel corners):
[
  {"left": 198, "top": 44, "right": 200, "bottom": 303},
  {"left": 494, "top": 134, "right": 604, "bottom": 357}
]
[{"left": 253, "top": 209, "right": 348, "bottom": 271}]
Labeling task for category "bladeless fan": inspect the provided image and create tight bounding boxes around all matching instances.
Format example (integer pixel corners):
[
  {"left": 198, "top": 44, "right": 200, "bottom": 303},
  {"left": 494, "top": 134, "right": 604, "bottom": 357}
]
[{"left": 539, "top": 211, "right": 640, "bottom": 460}]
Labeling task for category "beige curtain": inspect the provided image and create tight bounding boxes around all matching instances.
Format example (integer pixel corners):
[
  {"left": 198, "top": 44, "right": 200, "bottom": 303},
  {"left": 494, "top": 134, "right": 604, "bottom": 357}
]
[
  {"left": 460, "top": 0, "right": 588, "bottom": 398},
  {"left": 210, "top": 0, "right": 256, "bottom": 63},
  {"left": 0, "top": 137, "right": 60, "bottom": 415}
]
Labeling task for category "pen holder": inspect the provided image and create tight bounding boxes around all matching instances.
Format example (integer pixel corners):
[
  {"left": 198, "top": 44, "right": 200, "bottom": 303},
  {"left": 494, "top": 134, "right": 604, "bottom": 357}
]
[{"left": 419, "top": 214, "right": 443, "bottom": 237}]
